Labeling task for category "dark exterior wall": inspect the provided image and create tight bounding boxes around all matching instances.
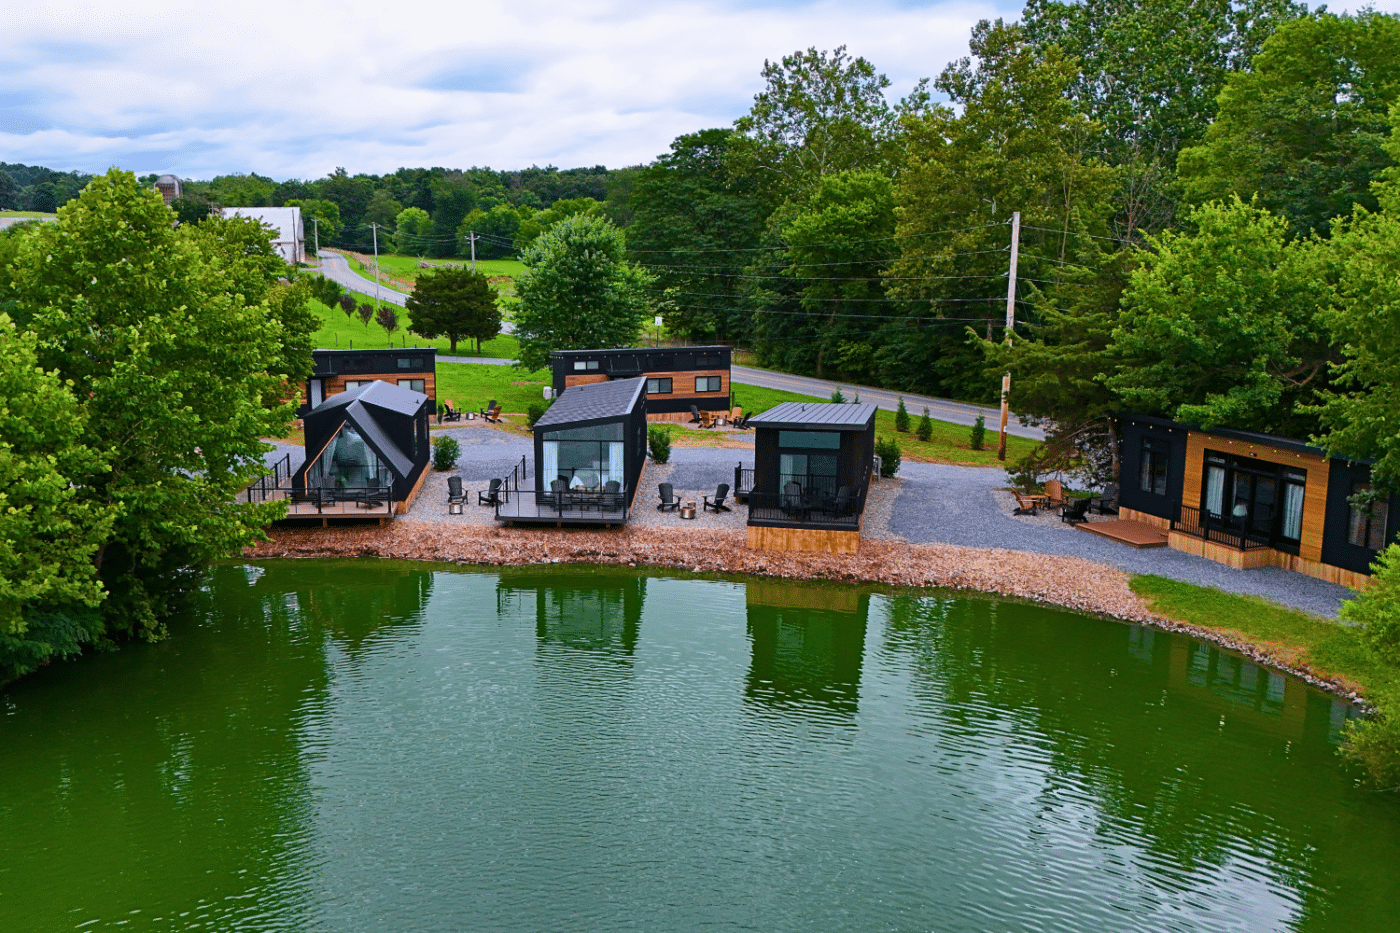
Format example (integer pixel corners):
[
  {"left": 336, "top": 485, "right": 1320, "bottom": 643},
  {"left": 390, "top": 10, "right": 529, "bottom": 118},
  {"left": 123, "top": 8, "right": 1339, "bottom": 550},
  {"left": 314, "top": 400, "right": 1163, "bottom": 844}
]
[
  {"left": 302, "top": 349, "right": 437, "bottom": 417},
  {"left": 753, "top": 429, "right": 780, "bottom": 493},
  {"left": 294, "top": 397, "right": 430, "bottom": 500},
  {"left": 530, "top": 389, "right": 647, "bottom": 507},
  {"left": 551, "top": 347, "right": 731, "bottom": 412},
  {"left": 1322, "top": 459, "right": 1399, "bottom": 575},
  {"left": 1117, "top": 416, "right": 1188, "bottom": 520}
]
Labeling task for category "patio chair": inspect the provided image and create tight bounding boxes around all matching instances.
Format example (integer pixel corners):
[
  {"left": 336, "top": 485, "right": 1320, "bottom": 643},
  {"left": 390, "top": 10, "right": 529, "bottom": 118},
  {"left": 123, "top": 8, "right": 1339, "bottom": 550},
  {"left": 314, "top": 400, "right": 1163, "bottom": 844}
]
[
  {"left": 447, "top": 476, "right": 466, "bottom": 506},
  {"left": 688, "top": 405, "right": 702, "bottom": 425},
  {"left": 699, "top": 410, "right": 717, "bottom": 429},
  {"left": 781, "top": 482, "right": 809, "bottom": 520},
  {"left": 730, "top": 411, "right": 750, "bottom": 430},
  {"left": 440, "top": 400, "right": 463, "bottom": 423},
  {"left": 601, "top": 480, "right": 622, "bottom": 512},
  {"left": 703, "top": 483, "right": 731, "bottom": 512},
  {"left": 826, "top": 485, "right": 856, "bottom": 519},
  {"left": 657, "top": 482, "right": 680, "bottom": 511},
  {"left": 1060, "top": 496, "right": 1092, "bottom": 525},
  {"left": 1092, "top": 482, "right": 1119, "bottom": 515},
  {"left": 1043, "top": 479, "right": 1068, "bottom": 507},
  {"left": 483, "top": 405, "right": 503, "bottom": 423},
  {"left": 1012, "top": 490, "right": 1038, "bottom": 516},
  {"left": 478, "top": 477, "right": 502, "bottom": 506},
  {"left": 479, "top": 399, "right": 497, "bottom": 417},
  {"left": 549, "top": 478, "right": 570, "bottom": 512}
]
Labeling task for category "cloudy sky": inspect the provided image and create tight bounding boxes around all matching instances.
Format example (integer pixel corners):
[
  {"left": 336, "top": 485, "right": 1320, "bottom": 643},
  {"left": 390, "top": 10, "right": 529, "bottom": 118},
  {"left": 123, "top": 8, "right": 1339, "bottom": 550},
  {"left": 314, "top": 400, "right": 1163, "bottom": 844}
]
[{"left": 3, "top": 0, "right": 1396, "bottom": 182}]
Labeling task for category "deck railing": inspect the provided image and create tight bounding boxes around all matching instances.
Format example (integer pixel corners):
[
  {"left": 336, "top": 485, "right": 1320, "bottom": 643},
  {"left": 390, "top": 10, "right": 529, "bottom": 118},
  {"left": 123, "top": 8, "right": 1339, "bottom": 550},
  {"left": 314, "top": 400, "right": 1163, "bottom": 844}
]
[
  {"left": 495, "top": 486, "right": 629, "bottom": 522},
  {"left": 285, "top": 483, "right": 394, "bottom": 515},
  {"left": 245, "top": 453, "right": 293, "bottom": 505},
  {"left": 734, "top": 465, "right": 755, "bottom": 498},
  {"left": 747, "top": 486, "right": 864, "bottom": 528},
  {"left": 1171, "top": 505, "right": 1272, "bottom": 551}
]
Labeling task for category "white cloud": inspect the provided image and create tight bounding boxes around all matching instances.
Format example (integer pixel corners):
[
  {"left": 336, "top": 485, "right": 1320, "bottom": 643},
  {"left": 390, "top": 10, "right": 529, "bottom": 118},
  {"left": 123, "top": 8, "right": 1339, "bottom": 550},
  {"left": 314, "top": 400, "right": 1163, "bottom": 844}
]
[{"left": 1, "top": 0, "right": 1396, "bottom": 180}]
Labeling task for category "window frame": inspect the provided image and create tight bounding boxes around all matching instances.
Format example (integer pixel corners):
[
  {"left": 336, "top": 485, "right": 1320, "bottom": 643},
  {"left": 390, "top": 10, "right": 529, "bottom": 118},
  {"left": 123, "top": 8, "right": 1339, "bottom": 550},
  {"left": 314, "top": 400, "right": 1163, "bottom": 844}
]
[
  {"left": 695, "top": 375, "right": 721, "bottom": 393},
  {"left": 1139, "top": 437, "right": 1169, "bottom": 496},
  {"left": 646, "top": 377, "right": 673, "bottom": 395}
]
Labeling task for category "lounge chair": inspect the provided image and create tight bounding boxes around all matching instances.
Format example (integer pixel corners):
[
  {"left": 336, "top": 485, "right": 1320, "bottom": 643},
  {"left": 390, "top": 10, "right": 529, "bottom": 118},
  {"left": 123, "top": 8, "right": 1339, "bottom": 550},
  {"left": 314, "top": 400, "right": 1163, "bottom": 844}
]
[
  {"left": 483, "top": 405, "right": 502, "bottom": 423},
  {"left": 703, "top": 483, "right": 731, "bottom": 512},
  {"left": 549, "top": 478, "right": 570, "bottom": 512},
  {"left": 688, "top": 405, "right": 702, "bottom": 425},
  {"left": 1060, "top": 497, "right": 1092, "bottom": 525},
  {"left": 1012, "top": 490, "right": 1039, "bottom": 516},
  {"left": 781, "top": 482, "right": 809, "bottom": 520},
  {"left": 440, "top": 400, "right": 463, "bottom": 423},
  {"left": 479, "top": 399, "right": 497, "bottom": 417},
  {"left": 601, "top": 480, "right": 622, "bottom": 511},
  {"left": 1092, "top": 482, "right": 1119, "bottom": 515},
  {"left": 657, "top": 482, "right": 680, "bottom": 512},
  {"left": 447, "top": 476, "right": 467, "bottom": 507},
  {"left": 825, "top": 485, "right": 855, "bottom": 518},
  {"left": 699, "top": 410, "right": 717, "bottom": 429},
  {"left": 1043, "top": 479, "right": 1068, "bottom": 507},
  {"left": 730, "top": 411, "right": 750, "bottom": 430},
  {"left": 478, "top": 477, "right": 502, "bottom": 506}
]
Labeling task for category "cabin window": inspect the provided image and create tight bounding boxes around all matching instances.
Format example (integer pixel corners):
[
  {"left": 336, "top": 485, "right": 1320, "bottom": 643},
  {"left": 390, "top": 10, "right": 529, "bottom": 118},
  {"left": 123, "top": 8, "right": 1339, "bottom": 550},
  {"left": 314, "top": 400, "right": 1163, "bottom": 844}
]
[
  {"left": 647, "top": 377, "right": 672, "bottom": 394},
  {"left": 1349, "top": 484, "right": 1390, "bottom": 550},
  {"left": 396, "top": 357, "right": 423, "bottom": 369},
  {"left": 573, "top": 360, "right": 600, "bottom": 371},
  {"left": 695, "top": 376, "right": 721, "bottom": 393},
  {"left": 344, "top": 380, "right": 374, "bottom": 390},
  {"left": 397, "top": 379, "right": 425, "bottom": 393},
  {"left": 542, "top": 423, "right": 625, "bottom": 489},
  {"left": 697, "top": 355, "right": 723, "bottom": 368},
  {"left": 1139, "top": 438, "right": 1169, "bottom": 496}
]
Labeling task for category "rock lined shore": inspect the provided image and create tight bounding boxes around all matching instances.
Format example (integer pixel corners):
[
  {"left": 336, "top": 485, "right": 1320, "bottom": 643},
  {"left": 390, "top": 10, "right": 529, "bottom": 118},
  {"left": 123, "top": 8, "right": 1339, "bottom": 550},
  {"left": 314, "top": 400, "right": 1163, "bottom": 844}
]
[{"left": 245, "top": 522, "right": 1367, "bottom": 704}]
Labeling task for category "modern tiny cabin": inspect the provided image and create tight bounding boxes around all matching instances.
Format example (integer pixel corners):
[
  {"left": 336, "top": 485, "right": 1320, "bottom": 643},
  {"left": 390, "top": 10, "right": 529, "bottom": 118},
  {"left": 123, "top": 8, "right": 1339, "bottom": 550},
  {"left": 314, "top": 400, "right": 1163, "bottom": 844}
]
[
  {"left": 745, "top": 401, "right": 878, "bottom": 554},
  {"left": 1117, "top": 413, "right": 1397, "bottom": 588},
  {"left": 300, "top": 348, "right": 437, "bottom": 418},
  {"left": 493, "top": 377, "right": 648, "bottom": 525},
  {"left": 550, "top": 346, "right": 731, "bottom": 418},
  {"left": 288, "top": 381, "right": 432, "bottom": 520}
]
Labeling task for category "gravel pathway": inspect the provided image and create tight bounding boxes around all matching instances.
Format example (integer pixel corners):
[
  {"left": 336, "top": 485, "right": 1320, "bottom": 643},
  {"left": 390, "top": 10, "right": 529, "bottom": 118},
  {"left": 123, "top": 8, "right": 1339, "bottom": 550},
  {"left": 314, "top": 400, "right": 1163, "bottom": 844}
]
[{"left": 888, "top": 463, "right": 1354, "bottom": 618}]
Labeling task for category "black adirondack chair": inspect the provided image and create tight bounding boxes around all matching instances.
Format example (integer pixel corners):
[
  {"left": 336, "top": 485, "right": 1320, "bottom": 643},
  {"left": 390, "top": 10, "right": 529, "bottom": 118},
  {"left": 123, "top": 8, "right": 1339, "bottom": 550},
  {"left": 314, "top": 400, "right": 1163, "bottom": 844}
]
[
  {"left": 440, "top": 401, "right": 463, "bottom": 423},
  {"left": 1092, "top": 482, "right": 1119, "bottom": 515},
  {"left": 602, "top": 480, "right": 622, "bottom": 511},
  {"left": 447, "top": 476, "right": 466, "bottom": 506},
  {"left": 478, "top": 477, "right": 502, "bottom": 506},
  {"left": 479, "top": 399, "right": 497, "bottom": 416},
  {"left": 1061, "top": 497, "right": 1092, "bottom": 525},
  {"left": 658, "top": 482, "right": 680, "bottom": 511},
  {"left": 703, "top": 483, "right": 730, "bottom": 512},
  {"left": 688, "top": 405, "right": 702, "bottom": 424}
]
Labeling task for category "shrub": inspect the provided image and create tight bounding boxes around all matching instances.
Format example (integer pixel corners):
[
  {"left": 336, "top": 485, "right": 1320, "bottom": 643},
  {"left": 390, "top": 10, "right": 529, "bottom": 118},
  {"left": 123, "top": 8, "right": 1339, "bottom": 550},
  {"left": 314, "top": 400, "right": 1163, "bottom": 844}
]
[
  {"left": 875, "top": 436, "right": 901, "bottom": 477},
  {"left": 894, "top": 396, "right": 910, "bottom": 432},
  {"left": 917, "top": 407, "right": 933, "bottom": 441},
  {"left": 431, "top": 435, "right": 460, "bottom": 471},
  {"left": 969, "top": 415, "right": 986, "bottom": 450},
  {"left": 648, "top": 426, "right": 672, "bottom": 463},
  {"left": 830, "top": 388, "right": 845, "bottom": 404},
  {"left": 1343, "top": 544, "right": 1400, "bottom": 667},
  {"left": 527, "top": 397, "right": 554, "bottom": 427}
]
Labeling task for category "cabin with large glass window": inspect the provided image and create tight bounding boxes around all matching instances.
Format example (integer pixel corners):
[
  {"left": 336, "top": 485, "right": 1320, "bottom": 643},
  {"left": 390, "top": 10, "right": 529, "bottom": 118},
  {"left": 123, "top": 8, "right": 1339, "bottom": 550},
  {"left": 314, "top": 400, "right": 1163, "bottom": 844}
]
[
  {"left": 745, "top": 402, "right": 877, "bottom": 554},
  {"left": 1117, "top": 413, "right": 1397, "bottom": 589},
  {"left": 492, "top": 377, "right": 648, "bottom": 525},
  {"left": 285, "top": 381, "right": 432, "bottom": 521}
]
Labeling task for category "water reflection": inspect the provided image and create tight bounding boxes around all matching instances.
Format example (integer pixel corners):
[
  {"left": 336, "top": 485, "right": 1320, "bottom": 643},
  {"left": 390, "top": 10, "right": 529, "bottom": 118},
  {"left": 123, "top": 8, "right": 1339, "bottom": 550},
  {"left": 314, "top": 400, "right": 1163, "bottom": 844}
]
[
  {"left": 247, "top": 559, "right": 433, "bottom": 655},
  {"left": 744, "top": 581, "right": 868, "bottom": 717},
  {"left": 496, "top": 567, "right": 643, "bottom": 660}
]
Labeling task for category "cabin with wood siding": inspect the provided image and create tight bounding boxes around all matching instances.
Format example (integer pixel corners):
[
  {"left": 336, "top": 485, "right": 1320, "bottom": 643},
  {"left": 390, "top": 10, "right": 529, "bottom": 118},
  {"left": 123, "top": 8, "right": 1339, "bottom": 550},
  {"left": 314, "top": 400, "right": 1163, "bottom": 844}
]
[
  {"left": 550, "top": 346, "right": 731, "bottom": 418},
  {"left": 1117, "top": 413, "right": 1397, "bottom": 589},
  {"left": 300, "top": 348, "right": 436, "bottom": 419}
]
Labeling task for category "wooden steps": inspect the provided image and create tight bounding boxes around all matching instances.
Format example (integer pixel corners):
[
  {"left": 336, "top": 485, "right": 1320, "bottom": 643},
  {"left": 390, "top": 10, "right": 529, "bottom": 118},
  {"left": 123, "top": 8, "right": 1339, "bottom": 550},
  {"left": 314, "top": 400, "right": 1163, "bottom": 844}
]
[{"left": 1077, "top": 519, "right": 1169, "bottom": 549}]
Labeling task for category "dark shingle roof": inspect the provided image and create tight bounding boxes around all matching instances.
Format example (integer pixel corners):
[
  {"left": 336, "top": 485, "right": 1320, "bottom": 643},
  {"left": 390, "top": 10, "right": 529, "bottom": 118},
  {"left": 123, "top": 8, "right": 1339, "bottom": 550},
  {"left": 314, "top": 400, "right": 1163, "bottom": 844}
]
[
  {"left": 749, "top": 401, "right": 877, "bottom": 431},
  {"left": 311, "top": 379, "right": 426, "bottom": 418},
  {"left": 535, "top": 377, "right": 646, "bottom": 429}
]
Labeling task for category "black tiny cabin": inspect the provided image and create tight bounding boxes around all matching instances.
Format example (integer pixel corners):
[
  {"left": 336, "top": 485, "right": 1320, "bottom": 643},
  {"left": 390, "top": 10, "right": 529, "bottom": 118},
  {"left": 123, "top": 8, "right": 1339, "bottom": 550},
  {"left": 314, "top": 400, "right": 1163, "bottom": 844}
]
[
  {"left": 746, "top": 402, "right": 877, "bottom": 543},
  {"left": 533, "top": 376, "right": 648, "bottom": 506},
  {"left": 295, "top": 381, "right": 431, "bottom": 502},
  {"left": 1117, "top": 413, "right": 1397, "bottom": 587},
  {"left": 300, "top": 348, "right": 437, "bottom": 418},
  {"left": 550, "top": 346, "right": 731, "bottom": 416}
]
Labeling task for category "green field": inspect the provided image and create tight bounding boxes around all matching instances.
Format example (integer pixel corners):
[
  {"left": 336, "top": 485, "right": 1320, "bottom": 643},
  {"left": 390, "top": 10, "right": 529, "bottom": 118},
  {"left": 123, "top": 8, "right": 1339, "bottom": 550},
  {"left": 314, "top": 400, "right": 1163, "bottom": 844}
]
[
  {"left": 0, "top": 210, "right": 58, "bottom": 219},
  {"left": 730, "top": 383, "right": 1037, "bottom": 467},
  {"left": 308, "top": 294, "right": 520, "bottom": 359},
  {"left": 338, "top": 252, "right": 524, "bottom": 296},
  {"left": 434, "top": 362, "right": 551, "bottom": 417}
]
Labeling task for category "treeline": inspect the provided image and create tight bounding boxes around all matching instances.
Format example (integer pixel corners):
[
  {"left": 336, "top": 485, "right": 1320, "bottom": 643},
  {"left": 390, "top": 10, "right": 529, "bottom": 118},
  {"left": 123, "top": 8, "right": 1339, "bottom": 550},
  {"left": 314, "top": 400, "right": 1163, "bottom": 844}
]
[{"left": 0, "top": 162, "right": 95, "bottom": 212}]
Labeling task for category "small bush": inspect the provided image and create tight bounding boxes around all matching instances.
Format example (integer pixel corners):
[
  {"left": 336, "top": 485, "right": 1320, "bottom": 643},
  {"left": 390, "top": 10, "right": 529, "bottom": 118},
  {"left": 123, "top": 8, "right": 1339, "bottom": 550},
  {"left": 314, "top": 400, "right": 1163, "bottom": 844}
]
[
  {"left": 431, "top": 435, "right": 460, "bottom": 471},
  {"left": 527, "top": 397, "right": 554, "bottom": 427},
  {"left": 1343, "top": 544, "right": 1400, "bottom": 666},
  {"left": 894, "top": 396, "right": 910, "bottom": 432},
  {"left": 875, "top": 436, "right": 901, "bottom": 477},
  {"left": 830, "top": 388, "right": 845, "bottom": 404},
  {"left": 969, "top": 415, "right": 986, "bottom": 450},
  {"left": 917, "top": 407, "right": 933, "bottom": 441},
  {"left": 648, "top": 426, "right": 672, "bottom": 463}
]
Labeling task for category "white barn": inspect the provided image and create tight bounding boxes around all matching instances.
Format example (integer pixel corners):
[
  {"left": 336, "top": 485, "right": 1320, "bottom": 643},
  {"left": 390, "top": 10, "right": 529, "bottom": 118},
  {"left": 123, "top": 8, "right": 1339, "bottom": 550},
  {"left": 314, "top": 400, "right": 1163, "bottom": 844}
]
[{"left": 221, "top": 206, "right": 305, "bottom": 265}]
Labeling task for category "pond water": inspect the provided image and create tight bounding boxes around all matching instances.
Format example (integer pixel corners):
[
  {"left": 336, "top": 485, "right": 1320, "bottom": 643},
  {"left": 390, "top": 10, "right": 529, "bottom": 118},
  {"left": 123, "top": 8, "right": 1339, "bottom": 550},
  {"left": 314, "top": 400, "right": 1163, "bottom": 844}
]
[{"left": 2, "top": 561, "right": 1397, "bottom": 932}]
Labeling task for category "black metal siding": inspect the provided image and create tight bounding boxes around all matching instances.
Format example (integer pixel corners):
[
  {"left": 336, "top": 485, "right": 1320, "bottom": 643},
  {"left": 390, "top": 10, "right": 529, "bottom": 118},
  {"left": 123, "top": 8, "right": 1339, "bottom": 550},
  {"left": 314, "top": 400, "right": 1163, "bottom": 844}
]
[
  {"left": 1117, "top": 416, "right": 1187, "bottom": 521},
  {"left": 1322, "top": 459, "right": 1398, "bottom": 575}
]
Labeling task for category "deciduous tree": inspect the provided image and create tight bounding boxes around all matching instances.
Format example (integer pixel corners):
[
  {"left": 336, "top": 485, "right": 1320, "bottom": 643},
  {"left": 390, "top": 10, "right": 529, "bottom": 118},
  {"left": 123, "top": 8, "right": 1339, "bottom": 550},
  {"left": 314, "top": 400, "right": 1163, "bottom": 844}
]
[{"left": 406, "top": 267, "right": 501, "bottom": 353}]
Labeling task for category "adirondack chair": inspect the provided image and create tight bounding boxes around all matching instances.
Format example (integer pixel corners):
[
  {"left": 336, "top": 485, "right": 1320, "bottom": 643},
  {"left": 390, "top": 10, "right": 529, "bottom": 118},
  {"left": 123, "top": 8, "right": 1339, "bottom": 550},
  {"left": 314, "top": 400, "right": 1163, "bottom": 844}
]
[
  {"left": 688, "top": 405, "right": 702, "bottom": 425},
  {"left": 1060, "top": 496, "right": 1092, "bottom": 525},
  {"left": 447, "top": 476, "right": 466, "bottom": 506},
  {"left": 657, "top": 482, "right": 680, "bottom": 511},
  {"left": 1092, "top": 482, "right": 1119, "bottom": 515},
  {"left": 703, "top": 483, "right": 731, "bottom": 512},
  {"left": 479, "top": 398, "right": 497, "bottom": 417},
  {"left": 1043, "top": 479, "right": 1068, "bottom": 507},
  {"left": 483, "top": 405, "right": 503, "bottom": 423},
  {"left": 1012, "top": 490, "right": 1039, "bottom": 516},
  {"left": 440, "top": 399, "right": 463, "bottom": 423},
  {"left": 478, "top": 477, "right": 502, "bottom": 506}
]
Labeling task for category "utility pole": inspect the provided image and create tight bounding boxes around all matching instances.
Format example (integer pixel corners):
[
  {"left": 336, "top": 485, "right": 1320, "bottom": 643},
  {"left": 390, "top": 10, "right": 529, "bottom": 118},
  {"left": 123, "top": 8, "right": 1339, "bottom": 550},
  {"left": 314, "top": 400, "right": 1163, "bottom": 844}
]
[
  {"left": 467, "top": 230, "right": 478, "bottom": 272},
  {"left": 312, "top": 218, "right": 319, "bottom": 259},
  {"left": 371, "top": 222, "right": 381, "bottom": 311},
  {"left": 997, "top": 211, "right": 1021, "bottom": 462}
]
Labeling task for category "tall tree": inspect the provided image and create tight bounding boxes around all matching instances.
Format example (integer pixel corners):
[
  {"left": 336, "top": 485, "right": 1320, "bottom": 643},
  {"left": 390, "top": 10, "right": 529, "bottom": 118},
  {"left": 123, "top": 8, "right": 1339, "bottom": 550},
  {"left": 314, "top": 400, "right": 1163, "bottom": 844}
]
[
  {"left": 405, "top": 267, "right": 502, "bottom": 353},
  {"left": 393, "top": 207, "right": 432, "bottom": 254},
  {"left": 626, "top": 129, "right": 766, "bottom": 343},
  {"left": 513, "top": 214, "right": 653, "bottom": 371},
  {"left": 1177, "top": 10, "right": 1400, "bottom": 238}
]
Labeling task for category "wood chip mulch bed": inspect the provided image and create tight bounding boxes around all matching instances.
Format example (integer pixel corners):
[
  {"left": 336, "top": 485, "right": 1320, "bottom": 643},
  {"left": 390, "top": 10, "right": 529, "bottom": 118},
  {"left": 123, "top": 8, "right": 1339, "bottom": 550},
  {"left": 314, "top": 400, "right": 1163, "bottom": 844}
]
[{"left": 245, "top": 522, "right": 1368, "bottom": 705}]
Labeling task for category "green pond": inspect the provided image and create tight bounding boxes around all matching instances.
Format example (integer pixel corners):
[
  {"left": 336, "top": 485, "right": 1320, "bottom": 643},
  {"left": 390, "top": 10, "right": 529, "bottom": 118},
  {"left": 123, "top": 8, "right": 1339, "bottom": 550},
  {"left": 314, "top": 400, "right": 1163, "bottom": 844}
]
[{"left": 2, "top": 561, "right": 1398, "bottom": 932}]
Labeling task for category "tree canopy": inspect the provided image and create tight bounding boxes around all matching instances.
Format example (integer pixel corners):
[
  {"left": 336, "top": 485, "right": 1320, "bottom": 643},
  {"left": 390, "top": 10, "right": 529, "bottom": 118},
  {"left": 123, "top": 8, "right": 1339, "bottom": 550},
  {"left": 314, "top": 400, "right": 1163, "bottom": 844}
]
[{"left": 405, "top": 266, "right": 502, "bottom": 354}]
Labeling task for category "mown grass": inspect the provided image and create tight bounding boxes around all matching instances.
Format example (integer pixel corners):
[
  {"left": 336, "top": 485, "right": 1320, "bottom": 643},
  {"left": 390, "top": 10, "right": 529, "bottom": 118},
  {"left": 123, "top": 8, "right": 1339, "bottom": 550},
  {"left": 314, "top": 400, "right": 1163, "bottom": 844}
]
[
  {"left": 340, "top": 252, "right": 524, "bottom": 296},
  {"left": 0, "top": 210, "right": 58, "bottom": 218},
  {"left": 433, "top": 362, "right": 550, "bottom": 418},
  {"left": 730, "top": 383, "right": 1038, "bottom": 467},
  {"left": 1130, "top": 575, "right": 1394, "bottom": 696},
  {"left": 308, "top": 294, "right": 520, "bottom": 359}
]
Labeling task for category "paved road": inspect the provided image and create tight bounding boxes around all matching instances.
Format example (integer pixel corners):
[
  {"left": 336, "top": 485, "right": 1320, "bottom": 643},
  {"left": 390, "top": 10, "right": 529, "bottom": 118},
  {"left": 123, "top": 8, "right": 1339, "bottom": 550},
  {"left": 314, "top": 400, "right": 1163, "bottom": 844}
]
[
  {"left": 730, "top": 365, "right": 1045, "bottom": 440},
  {"left": 316, "top": 250, "right": 517, "bottom": 333}
]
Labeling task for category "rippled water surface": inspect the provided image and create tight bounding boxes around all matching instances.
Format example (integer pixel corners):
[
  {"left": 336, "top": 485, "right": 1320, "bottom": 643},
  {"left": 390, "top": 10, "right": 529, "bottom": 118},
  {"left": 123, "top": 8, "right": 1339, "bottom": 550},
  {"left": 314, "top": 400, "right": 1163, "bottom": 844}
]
[{"left": 2, "top": 561, "right": 1398, "bottom": 932}]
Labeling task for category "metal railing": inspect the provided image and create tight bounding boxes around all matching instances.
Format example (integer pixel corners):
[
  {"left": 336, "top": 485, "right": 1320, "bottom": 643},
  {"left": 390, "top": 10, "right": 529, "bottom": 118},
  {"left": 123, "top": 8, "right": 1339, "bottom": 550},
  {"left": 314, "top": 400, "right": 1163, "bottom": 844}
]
[
  {"left": 286, "top": 483, "right": 393, "bottom": 515},
  {"left": 495, "top": 485, "right": 629, "bottom": 521},
  {"left": 747, "top": 486, "right": 865, "bottom": 528},
  {"left": 734, "top": 465, "right": 755, "bottom": 498},
  {"left": 1171, "top": 505, "right": 1273, "bottom": 551},
  {"left": 245, "top": 453, "right": 294, "bottom": 505}
]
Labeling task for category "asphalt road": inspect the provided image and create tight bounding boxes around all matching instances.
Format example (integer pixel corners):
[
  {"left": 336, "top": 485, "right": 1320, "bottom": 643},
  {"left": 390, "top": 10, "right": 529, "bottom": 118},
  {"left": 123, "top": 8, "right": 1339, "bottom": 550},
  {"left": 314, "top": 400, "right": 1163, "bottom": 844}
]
[
  {"left": 315, "top": 250, "right": 517, "bottom": 333},
  {"left": 730, "top": 365, "right": 1045, "bottom": 440}
]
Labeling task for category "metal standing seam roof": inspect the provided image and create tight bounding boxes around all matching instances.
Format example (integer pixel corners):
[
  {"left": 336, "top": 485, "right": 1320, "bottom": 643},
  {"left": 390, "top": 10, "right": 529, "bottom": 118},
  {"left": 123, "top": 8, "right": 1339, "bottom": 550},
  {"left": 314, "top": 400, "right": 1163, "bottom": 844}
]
[
  {"left": 535, "top": 376, "right": 646, "bottom": 429},
  {"left": 748, "top": 401, "right": 878, "bottom": 431}
]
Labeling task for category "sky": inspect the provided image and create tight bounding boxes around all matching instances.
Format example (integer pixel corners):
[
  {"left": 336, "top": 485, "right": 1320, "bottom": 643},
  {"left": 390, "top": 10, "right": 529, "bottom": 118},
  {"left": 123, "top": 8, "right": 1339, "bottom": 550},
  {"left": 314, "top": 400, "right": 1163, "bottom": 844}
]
[{"left": 3, "top": 0, "right": 1397, "bottom": 182}]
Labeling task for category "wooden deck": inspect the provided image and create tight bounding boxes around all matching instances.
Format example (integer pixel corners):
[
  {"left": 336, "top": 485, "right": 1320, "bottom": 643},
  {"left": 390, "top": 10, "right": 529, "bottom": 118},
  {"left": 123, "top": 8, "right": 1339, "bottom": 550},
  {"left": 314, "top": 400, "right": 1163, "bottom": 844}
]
[
  {"left": 1076, "top": 519, "right": 1169, "bottom": 549},
  {"left": 495, "top": 492, "right": 628, "bottom": 526},
  {"left": 271, "top": 493, "right": 396, "bottom": 523}
]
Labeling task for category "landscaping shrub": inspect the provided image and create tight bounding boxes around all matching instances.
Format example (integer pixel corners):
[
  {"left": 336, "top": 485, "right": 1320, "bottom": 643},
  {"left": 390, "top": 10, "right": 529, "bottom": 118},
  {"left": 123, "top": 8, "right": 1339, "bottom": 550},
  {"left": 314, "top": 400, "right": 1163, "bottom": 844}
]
[
  {"left": 917, "top": 407, "right": 933, "bottom": 441},
  {"left": 527, "top": 397, "right": 554, "bottom": 427},
  {"left": 895, "top": 396, "right": 910, "bottom": 432},
  {"left": 1344, "top": 544, "right": 1400, "bottom": 666},
  {"left": 969, "top": 415, "right": 985, "bottom": 450},
  {"left": 830, "top": 388, "right": 845, "bottom": 404},
  {"left": 875, "top": 436, "right": 901, "bottom": 477},
  {"left": 648, "top": 426, "right": 672, "bottom": 463},
  {"left": 431, "top": 435, "right": 460, "bottom": 471}
]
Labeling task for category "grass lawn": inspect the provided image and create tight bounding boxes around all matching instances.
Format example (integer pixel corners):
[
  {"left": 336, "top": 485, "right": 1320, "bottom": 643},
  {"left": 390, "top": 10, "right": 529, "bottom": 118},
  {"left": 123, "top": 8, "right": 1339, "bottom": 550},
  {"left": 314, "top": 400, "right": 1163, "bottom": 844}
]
[
  {"left": 308, "top": 295, "right": 521, "bottom": 359},
  {"left": 434, "top": 362, "right": 551, "bottom": 418},
  {"left": 340, "top": 252, "right": 524, "bottom": 297},
  {"left": 731, "top": 383, "right": 1037, "bottom": 467},
  {"left": 0, "top": 210, "right": 58, "bottom": 219},
  {"left": 1130, "top": 575, "right": 1393, "bottom": 697}
]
